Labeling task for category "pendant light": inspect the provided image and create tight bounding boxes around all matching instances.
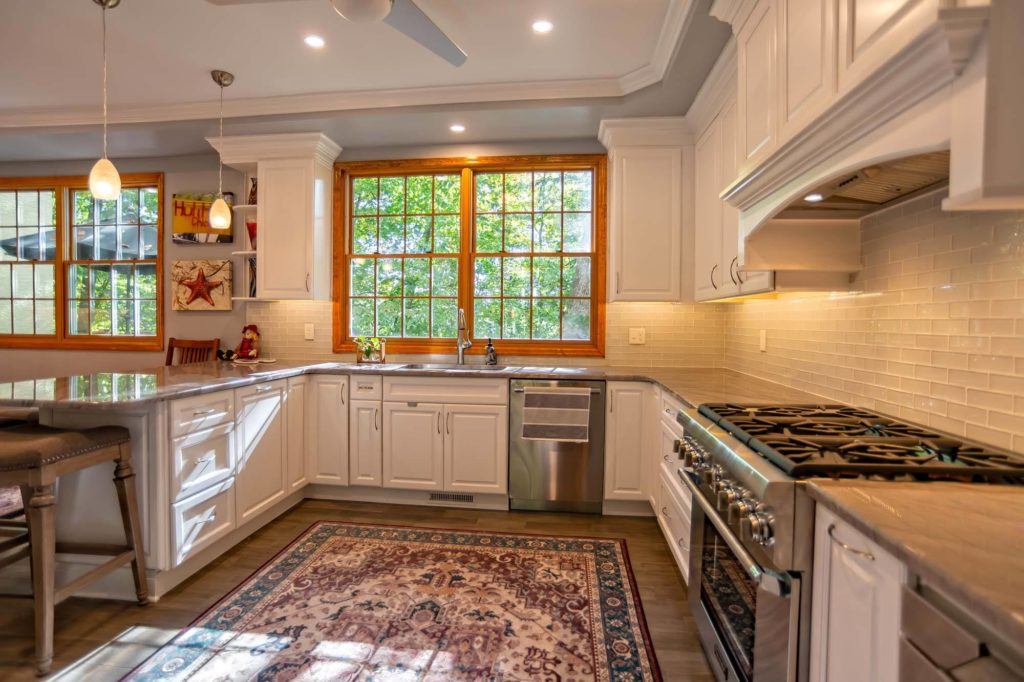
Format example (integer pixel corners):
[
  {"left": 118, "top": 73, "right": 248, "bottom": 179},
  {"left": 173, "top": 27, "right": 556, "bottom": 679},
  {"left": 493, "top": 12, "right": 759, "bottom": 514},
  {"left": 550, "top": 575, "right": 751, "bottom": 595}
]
[
  {"left": 208, "top": 70, "right": 235, "bottom": 231},
  {"left": 88, "top": 0, "right": 121, "bottom": 200}
]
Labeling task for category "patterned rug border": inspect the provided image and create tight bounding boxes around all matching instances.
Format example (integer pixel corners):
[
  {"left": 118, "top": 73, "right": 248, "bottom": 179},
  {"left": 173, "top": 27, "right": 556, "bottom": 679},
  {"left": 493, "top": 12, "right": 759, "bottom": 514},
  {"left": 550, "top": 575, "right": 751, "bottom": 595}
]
[{"left": 124, "top": 519, "right": 663, "bottom": 681}]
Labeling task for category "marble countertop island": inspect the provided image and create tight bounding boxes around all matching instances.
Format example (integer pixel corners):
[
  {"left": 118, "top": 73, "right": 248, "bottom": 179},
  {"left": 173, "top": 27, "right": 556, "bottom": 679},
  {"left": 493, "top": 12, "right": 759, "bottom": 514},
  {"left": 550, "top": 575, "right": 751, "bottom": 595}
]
[
  {"left": 808, "top": 479, "right": 1024, "bottom": 652},
  {"left": 0, "top": 361, "right": 824, "bottom": 410}
]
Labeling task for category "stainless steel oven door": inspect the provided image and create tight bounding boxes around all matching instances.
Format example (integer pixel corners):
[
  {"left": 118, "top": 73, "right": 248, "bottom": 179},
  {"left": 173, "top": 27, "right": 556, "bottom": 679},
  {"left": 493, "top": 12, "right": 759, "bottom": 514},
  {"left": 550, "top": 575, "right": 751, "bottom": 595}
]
[{"left": 680, "top": 469, "right": 802, "bottom": 682}]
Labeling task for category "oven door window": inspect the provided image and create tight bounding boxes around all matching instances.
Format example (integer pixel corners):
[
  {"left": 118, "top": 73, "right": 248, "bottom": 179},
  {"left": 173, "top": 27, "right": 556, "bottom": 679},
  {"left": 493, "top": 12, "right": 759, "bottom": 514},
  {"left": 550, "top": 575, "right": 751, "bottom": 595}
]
[{"left": 699, "top": 516, "right": 757, "bottom": 681}]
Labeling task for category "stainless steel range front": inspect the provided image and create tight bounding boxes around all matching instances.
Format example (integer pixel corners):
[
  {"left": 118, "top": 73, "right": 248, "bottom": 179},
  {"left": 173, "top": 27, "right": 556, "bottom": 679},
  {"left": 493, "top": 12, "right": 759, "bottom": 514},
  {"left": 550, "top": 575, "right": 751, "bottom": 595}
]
[{"left": 676, "top": 403, "right": 1024, "bottom": 682}]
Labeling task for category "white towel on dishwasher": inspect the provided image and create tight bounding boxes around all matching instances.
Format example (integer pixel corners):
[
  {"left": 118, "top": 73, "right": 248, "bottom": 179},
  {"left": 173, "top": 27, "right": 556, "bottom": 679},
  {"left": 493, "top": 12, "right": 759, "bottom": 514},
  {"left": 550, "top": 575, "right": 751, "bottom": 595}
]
[{"left": 521, "top": 386, "right": 591, "bottom": 443}]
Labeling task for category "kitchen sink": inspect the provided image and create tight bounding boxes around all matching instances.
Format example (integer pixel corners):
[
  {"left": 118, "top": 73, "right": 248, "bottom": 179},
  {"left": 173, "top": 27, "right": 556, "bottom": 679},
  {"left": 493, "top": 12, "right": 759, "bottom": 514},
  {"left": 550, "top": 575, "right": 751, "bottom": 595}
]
[{"left": 398, "top": 363, "right": 512, "bottom": 371}]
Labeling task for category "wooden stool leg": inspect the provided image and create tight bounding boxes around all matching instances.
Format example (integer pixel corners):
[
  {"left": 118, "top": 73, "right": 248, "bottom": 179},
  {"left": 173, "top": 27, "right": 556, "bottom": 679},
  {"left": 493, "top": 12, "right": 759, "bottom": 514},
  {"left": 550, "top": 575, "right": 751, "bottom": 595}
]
[
  {"left": 26, "top": 484, "right": 55, "bottom": 676},
  {"left": 113, "top": 443, "right": 150, "bottom": 606}
]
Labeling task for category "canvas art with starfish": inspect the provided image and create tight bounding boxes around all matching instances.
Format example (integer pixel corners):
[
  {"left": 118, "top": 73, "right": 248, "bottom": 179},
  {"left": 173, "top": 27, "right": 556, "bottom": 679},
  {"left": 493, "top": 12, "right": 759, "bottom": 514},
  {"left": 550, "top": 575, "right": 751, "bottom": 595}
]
[{"left": 172, "top": 260, "right": 232, "bottom": 311}]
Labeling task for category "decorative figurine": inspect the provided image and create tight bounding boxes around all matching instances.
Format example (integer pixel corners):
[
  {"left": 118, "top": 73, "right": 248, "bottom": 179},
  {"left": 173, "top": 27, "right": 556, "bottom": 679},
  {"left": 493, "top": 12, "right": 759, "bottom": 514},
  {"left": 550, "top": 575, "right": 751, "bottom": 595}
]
[{"left": 234, "top": 324, "right": 261, "bottom": 361}]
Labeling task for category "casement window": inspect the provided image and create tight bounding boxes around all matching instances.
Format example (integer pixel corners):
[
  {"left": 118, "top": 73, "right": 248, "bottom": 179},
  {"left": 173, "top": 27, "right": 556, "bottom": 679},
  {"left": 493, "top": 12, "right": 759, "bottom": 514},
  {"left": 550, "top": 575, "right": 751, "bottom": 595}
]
[
  {"left": 0, "top": 173, "right": 163, "bottom": 350},
  {"left": 333, "top": 156, "right": 606, "bottom": 356}
]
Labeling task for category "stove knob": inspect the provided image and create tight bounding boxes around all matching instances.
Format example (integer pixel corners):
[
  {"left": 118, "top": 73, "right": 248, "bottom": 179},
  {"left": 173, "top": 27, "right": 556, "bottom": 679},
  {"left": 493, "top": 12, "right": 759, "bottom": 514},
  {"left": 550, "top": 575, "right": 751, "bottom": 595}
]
[
  {"left": 748, "top": 511, "right": 775, "bottom": 546},
  {"left": 728, "top": 497, "right": 756, "bottom": 524},
  {"left": 716, "top": 485, "right": 739, "bottom": 511}
]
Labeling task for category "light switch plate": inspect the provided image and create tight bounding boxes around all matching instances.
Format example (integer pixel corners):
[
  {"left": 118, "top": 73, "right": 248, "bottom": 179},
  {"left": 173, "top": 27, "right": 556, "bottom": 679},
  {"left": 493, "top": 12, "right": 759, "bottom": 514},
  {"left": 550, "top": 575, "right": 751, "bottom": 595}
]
[
  {"left": 759, "top": 329, "right": 767, "bottom": 352},
  {"left": 628, "top": 327, "right": 646, "bottom": 345},
  {"left": 304, "top": 323, "right": 315, "bottom": 341}
]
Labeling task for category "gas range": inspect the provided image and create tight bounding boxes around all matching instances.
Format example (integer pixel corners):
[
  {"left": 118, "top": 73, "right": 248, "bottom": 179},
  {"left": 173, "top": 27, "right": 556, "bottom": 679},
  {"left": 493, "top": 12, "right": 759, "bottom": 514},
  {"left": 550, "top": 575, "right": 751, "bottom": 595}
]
[{"left": 674, "top": 403, "right": 1024, "bottom": 682}]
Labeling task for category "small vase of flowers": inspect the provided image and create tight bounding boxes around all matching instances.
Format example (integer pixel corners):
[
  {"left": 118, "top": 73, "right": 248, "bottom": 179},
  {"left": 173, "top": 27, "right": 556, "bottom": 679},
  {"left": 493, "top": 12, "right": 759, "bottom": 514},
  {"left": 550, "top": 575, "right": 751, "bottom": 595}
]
[{"left": 354, "top": 336, "right": 386, "bottom": 364}]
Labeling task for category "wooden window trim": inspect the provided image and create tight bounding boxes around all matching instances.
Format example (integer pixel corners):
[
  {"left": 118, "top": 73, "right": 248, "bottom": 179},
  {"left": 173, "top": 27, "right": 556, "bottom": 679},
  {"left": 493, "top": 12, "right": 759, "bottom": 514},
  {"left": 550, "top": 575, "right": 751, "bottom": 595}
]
[
  {"left": 0, "top": 172, "right": 164, "bottom": 351},
  {"left": 332, "top": 155, "right": 606, "bottom": 356}
]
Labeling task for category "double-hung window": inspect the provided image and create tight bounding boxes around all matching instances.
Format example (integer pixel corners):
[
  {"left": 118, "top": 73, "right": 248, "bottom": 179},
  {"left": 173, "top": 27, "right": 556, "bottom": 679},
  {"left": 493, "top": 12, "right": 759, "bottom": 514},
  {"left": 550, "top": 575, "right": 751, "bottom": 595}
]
[
  {"left": 0, "top": 173, "right": 163, "bottom": 350},
  {"left": 335, "top": 156, "right": 605, "bottom": 356}
]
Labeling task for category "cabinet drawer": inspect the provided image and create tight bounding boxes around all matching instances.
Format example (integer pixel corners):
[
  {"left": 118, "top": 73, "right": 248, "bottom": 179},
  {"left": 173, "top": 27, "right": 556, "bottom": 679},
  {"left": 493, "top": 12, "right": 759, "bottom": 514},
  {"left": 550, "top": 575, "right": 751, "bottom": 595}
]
[
  {"left": 658, "top": 471, "right": 691, "bottom": 582},
  {"left": 350, "top": 375, "right": 382, "bottom": 400},
  {"left": 171, "top": 422, "right": 235, "bottom": 502},
  {"left": 384, "top": 376, "right": 508, "bottom": 405},
  {"left": 170, "top": 391, "right": 234, "bottom": 437},
  {"left": 172, "top": 479, "right": 235, "bottom": 566}
]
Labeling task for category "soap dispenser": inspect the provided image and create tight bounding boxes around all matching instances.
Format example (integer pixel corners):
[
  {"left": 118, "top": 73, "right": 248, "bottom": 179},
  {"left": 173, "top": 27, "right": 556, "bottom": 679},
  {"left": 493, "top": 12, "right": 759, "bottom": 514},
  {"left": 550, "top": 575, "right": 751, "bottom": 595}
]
[{"left": 485, "top": 338, "right": 498, "bottom": 365}]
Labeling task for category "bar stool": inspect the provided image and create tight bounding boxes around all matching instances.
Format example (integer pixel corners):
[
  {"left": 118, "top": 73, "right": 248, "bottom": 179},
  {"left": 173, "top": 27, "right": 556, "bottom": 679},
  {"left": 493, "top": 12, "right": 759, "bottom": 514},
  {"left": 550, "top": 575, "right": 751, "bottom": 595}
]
[{"left": 0, "top": 423, "right": 149, "bottom": 675}]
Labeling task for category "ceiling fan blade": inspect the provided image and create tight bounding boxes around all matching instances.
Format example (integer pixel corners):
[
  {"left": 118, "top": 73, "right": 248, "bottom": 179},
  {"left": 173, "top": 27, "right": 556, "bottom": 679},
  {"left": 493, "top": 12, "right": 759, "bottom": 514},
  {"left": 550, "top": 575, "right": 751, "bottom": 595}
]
[{"left": 383, "top": 0, "right": 467, "bottom": 67}]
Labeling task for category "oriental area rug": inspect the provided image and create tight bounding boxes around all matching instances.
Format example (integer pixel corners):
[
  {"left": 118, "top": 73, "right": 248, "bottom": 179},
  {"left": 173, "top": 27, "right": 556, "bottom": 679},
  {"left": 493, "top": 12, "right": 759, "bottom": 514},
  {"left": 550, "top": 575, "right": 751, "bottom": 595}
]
[{"left": 126, "top": 521, "right": 661, "bottom": 681}]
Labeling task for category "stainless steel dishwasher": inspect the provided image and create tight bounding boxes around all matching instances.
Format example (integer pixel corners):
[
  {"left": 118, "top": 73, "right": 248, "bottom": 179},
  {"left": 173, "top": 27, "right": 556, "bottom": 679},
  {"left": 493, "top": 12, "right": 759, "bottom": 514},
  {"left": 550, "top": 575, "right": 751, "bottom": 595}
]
[{"left": 509, "top": 378, "right": 605, "bottom": 513}]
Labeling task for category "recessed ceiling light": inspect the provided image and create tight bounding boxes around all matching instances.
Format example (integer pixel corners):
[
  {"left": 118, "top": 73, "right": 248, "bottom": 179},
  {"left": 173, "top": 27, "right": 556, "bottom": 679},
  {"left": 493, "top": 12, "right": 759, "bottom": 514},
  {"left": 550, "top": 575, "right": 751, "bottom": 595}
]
[
  {"left": 532, "top": 19, "right": 554, "bottom": 34},
  {"left": 449, "top": 123, "right": 466, "bottom": 133},
  {"left": 304, "top": 34, "right": 326, "bottom": 49},
  {"left": 804, "top": 192, "right": 824, "bottom": 203}
]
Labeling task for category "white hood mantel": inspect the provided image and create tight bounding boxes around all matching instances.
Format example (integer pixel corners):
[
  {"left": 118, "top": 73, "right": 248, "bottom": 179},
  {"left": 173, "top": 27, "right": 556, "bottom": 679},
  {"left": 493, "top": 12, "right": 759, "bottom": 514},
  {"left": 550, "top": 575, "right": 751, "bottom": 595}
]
[{"left": 706, "top": 0, "right": 1021, "bottom": 245}]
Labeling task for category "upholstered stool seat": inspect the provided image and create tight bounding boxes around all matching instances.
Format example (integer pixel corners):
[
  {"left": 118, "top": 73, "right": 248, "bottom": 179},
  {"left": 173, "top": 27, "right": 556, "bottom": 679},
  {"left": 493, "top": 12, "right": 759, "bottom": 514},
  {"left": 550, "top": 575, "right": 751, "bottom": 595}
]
[{"left": 0, "top": 423, "right": 148, "bottom": 675}]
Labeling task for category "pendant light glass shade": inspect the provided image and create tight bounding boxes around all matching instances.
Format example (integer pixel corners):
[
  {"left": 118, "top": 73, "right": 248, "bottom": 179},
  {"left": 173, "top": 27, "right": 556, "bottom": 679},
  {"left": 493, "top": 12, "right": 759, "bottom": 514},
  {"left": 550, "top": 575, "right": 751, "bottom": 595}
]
[
  {"left": 88, "top": 158, "right": 121, "bottom": 200},
  {"left": 209, "top": 196, "right": 232, "bottom": 231}
]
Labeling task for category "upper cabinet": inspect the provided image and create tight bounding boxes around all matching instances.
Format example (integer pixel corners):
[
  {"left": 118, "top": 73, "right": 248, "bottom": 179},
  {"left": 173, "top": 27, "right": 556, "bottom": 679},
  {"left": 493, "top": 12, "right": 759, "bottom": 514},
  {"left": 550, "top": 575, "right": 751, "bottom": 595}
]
[
  {"left": 777, "top": 0, "right": 835, "bottom": 143},
  {"left": 599, "top": 118, "right": 689, "bottom": 302},
  {"left": 736, "top": 0, "right": 778, "bottom": 172},
  {"left": 207, "top": 133, "right": 341, "bottom": 301}
]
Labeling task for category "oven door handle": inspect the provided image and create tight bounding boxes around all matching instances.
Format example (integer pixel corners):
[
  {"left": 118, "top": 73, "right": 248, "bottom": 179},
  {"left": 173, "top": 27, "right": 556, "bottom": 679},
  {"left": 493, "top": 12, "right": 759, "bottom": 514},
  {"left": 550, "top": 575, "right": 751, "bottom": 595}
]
[{"left": 679, "top": 468, "right": 789, "bottom": 597}]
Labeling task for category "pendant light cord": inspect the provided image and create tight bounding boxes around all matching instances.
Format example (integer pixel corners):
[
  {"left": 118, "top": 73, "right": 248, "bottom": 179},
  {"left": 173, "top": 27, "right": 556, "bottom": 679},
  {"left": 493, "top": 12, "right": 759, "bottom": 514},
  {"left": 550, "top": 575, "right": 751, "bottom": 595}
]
[
  {"left": 218, "top": 84, "right": 224, "bottom": 197},
  {"left": 102, "top": 5, "right": 109, "bottom": 159}
]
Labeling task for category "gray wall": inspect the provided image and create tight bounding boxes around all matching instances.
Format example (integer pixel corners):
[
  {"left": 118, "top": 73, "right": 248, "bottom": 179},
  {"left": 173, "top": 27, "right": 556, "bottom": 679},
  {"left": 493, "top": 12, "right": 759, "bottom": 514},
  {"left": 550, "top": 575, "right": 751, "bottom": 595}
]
[{"left": 0, "top": 154, "right": 247, "bottom": 381}]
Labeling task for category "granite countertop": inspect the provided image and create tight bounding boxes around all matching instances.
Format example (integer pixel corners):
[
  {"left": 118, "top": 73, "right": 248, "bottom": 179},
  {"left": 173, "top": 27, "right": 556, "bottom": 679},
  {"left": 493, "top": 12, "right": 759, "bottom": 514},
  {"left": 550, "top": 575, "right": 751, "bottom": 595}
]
[
  {"left": 808, "top": 479, "right": 1024, "bottom": 651},
  {"left": 0, "top": 361, "right": 824, "bottom": 410}
]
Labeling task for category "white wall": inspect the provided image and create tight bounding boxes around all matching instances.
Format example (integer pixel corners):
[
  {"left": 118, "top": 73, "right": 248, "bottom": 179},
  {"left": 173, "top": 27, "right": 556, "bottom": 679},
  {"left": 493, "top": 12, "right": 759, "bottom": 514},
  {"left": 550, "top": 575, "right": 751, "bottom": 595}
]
[{"left": 0, "top": 154, "right": 247, "bottom": 381}]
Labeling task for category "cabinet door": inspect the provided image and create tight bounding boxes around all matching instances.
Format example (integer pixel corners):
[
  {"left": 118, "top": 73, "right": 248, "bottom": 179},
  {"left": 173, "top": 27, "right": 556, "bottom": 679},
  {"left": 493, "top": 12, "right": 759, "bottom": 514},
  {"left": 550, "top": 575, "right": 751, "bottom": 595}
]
[
  {"left": 694, "top": 120, "right": 724, "bottom": 301},
  {"left": 810, "top": 506, "right": 903, "bottom": 682},
  {"left": 737, "top": 0, "right": 778, "bottom": 170},
  {"left": 285, "top": 377, "right": 307, "bottom": 491},
  {"left": 235, "top": 381, "right": 287, "bottom": 523},
  {"left": 777, "top": 0, "right": 835, "bottom": 142},
  {"left": 717, "top": 99, "right": 741, "bottom": 299},
  {"left": 310, "top": 376, "right": 349, "bottom": 485},
  {"left": 836, "top": 0, "right": 931, "bottom": 96},
  {"left": 604, "top": 382, "right": 648, "bottom": 500},
  {"left": 382, "top": 402, "right": 444, "bottom": 491},
  {"left": 349, "top": 399, "right": 383, "bottom": 486},
  {"left": 256, "top": 157, "right": 313, "bottom": 299},
  {"left": 609, "top": 147, "right": 682, "bottom": 301},
  {"left": 444, "top": 404, "right": 508, "bottom": 494}
]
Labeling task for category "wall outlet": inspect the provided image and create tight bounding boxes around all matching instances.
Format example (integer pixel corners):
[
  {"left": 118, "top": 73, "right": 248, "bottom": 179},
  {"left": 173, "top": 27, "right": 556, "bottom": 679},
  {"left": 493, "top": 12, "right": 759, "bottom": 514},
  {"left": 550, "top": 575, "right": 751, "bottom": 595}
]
[
  {"left": 628, "top": 327, "right": 646, "bottom": 345},
  {"left": 759, "top": 329, "right": 767, "bottom": 352},
  {"left": 304, "top": 323, "right": 315, "bottom": 341}
]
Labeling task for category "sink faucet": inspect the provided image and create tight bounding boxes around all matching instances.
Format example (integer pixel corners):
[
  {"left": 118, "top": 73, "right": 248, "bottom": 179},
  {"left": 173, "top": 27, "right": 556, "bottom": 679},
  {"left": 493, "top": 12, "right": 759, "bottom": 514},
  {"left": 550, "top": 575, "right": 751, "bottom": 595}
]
[{"left": 456, "top": 308, "right": 472, "bottom": 364}]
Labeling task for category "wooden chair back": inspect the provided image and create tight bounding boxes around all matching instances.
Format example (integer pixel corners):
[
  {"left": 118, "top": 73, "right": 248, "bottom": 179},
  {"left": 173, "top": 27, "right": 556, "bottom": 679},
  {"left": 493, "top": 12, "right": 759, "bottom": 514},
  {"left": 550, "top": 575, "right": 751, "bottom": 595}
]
[{"left": 165, "top": 338, "right": 220, "bottom": 366}]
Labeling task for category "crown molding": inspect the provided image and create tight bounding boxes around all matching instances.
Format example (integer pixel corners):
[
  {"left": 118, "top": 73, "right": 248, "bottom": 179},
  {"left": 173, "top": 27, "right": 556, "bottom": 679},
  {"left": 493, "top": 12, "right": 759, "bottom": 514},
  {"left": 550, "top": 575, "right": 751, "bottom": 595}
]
[
  {"left": 0, "top": 0, "right": 698, "bottom": 130},
  {"left": 683, "top": 38, "right": 737, "bottom": 136},
  {"left": 598, "top": 117, "right": 691, "bottom": 148},
  {"left": 709, "top": 0, "right": 757, "bottom": 34},
  {"left": 206, "top": 133, "right": 342, "bottom": 170}
]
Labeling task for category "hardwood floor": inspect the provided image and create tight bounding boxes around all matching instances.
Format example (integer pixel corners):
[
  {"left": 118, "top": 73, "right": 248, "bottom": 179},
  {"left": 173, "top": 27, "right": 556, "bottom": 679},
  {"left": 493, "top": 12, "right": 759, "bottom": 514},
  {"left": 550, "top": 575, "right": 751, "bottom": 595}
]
[{"left": 0, "top": 500, "right": 714, "bottom": 681}]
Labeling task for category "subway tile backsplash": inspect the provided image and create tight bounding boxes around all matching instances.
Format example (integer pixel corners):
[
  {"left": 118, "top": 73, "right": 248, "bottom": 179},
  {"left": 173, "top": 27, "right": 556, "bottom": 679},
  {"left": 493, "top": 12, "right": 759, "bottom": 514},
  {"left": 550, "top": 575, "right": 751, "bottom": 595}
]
[{"left": 248, "top": 189, "right": 1024, "bottom": 452}]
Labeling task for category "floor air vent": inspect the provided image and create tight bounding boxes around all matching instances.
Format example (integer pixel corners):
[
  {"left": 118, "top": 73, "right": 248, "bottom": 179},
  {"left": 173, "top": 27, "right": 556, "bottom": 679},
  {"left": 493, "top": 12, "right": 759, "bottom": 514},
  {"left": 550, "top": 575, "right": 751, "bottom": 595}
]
[{"left": 429, "top": 492, "right": 474, "bottom": 504}]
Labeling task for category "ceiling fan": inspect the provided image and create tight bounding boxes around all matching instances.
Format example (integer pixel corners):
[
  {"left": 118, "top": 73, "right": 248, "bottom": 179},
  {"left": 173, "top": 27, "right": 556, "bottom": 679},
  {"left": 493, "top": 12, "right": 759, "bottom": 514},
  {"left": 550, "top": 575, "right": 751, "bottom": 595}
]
[{"left": 205, "top": 0, "right": 467, "bottom": 66}]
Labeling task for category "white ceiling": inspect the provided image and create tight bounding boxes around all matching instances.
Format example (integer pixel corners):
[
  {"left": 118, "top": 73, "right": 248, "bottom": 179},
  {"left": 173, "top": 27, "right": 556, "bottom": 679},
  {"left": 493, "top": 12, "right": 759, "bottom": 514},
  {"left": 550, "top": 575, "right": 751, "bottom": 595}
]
[
  {"left": 0, "top": 0, "right": 730, "bottom": 161},
  {"left": 0, "top": 0, "right": 692, "bottom": 126}
]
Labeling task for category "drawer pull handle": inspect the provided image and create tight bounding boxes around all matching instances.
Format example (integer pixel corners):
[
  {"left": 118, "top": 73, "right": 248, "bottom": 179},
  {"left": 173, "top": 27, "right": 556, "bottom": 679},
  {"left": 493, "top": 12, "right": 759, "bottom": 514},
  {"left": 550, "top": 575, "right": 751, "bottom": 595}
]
[
  {"left": 677, "top": 538, "right": 689, "bottom": 551},
  {"left": 661, "top": 506, "right": 671, "bottom": 519},
  {"left": 194, "top": 512, "right": 217, "bottom": 528},
  {"left": 828, "top": 524, "right": 874, "bottom": 561},
  {"left": 192, "top": 408, "right": 216, "bottom": 416},
  {"left": 663, "top": 454, "right": 672, "bottom": 463},
  {"left": 195, "top": 455, "right": 216, "bottom": 464},
  {"left": 255, "top": 385, "right": 274, "bottom": 392}
]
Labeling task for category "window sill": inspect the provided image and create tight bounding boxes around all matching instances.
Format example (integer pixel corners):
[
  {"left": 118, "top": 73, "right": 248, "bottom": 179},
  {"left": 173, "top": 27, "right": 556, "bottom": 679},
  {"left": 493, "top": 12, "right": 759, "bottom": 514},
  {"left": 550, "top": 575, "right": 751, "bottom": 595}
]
[{"left": 333, "top": 338, "right": 604, "bottom": 357}]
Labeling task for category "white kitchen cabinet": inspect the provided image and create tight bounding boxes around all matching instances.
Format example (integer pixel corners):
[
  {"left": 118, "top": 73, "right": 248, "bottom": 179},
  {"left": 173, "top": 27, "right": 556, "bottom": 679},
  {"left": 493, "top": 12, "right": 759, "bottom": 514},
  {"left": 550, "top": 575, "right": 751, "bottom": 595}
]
[
  {"left": 605, "top": 382, "right": 648, "bottom": 501},
  {"left": 444, "top": 404, "right": 508, "bottom": 494},
  {"left": 599, "top": 118, "right": 688, "bottom": 302},
  {"left": 349, "top": 399, "right": 383, "bottom": 486},
  {"left": 694, "top": 118, "right": 726, "bottom": 300},
  {"left": 285, "top": 377, "right": 307, "bottom": 492},
  {"left": 810, "top": 505, "right": 904, "bottom": 682},
  {"left": 836, "top": 0, "right": 935, "bottom": 97},
  {"left": 171, "top": 421, "right": 235, "bottom": 503},
  {"left": 234, "top": 381, "right": 288, "bottom": 523},
  {"left": 382, "top": 402, "right": 444, "bottom": 491},
  {"left": 736, "top": 0, "right": 778, "bottom": 172},
  {"left": 777, "top": 0, "right": 835, "bottom": 143},
  {"left": 309, "top": 375, "right": 349, "bottom": 485},
  {"left": 207, "top": 132, "right": 339, "bottom": 301}
]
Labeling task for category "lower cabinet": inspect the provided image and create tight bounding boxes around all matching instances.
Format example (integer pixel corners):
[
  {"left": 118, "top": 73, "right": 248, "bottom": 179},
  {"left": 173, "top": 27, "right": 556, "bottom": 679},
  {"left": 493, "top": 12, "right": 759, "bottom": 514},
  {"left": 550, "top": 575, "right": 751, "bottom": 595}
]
[
  {"left": 605, "top": 382, "right": 648, "bottom": 500},
  {"left": 656, "top": 465, "right": 692, "bottom": 584},
  {"left": 171, "top": 478, "right": 235, "bottom": 566},
  {"left": 309, "top": 375, "right": 349, "bottom": 485},
  {"left": 234, "top": 381, "right": 288, "bottom": 523},
  {"left": 444, "top": 404, "right": 508, "bottom": 494},
  {"left": 810, "top": 505, "right": 904, "bottom": 682},
  {"left": 382, "top": 402, "right": 444, "bottom": 491},
  {"left": 285, "top": 377, "right": 308, "bottom": 491},
  {"left": 349, "top": 399, "right": 383, "bottom": 486}
]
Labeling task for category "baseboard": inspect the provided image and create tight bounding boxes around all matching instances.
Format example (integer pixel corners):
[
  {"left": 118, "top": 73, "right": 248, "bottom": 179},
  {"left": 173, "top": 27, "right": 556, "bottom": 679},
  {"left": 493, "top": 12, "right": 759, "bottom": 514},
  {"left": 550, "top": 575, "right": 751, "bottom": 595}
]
[
  {"left": 305, "top": 484, "right": 510, "bottom": 511},
  {"left": 602, "top": 499, "right": 656, "bottom": 517}
]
